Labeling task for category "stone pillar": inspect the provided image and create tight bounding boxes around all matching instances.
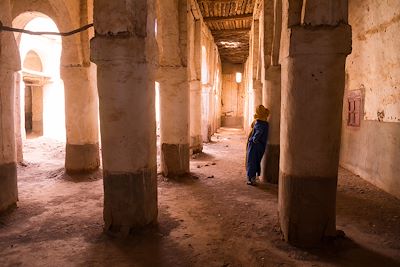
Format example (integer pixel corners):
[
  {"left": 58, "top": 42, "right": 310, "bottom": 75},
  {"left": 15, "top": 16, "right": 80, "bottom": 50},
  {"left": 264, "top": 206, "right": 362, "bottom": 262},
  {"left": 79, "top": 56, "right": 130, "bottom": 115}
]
[
  {"left": 190, "top": 80, "right": 203, "bottom": 154},
  {"left": 14, "top": 72, "right": 23, "bottom": 163},
  {"left": 158, "top": 67, "right": 190, "bottom": 177},
  {"left": 91, "top": 0, "right": 158, "bottom": 233},
  {"left": 0, "top": 0, "right": 21, "bottom": 213},
  {"left": 201, "top": 84, "right": 212, "bottom": 142},
  {"left": 262, "top": 66, "right": 281, "bottom": 184},
  {"left": 158, "top": 0, "right": 190, "bottom": 177},
  {"left": 61, "top": 65, "right": 100, "bottom": 174},
  {"left": 189, "top": 20, "right": 203, "bottom": 154},
  {"left": 279, "top": 0, "right": 351, "bottom": 247},
  {"left": 253, "top": 79, "right": 263, "bottom": 108}
]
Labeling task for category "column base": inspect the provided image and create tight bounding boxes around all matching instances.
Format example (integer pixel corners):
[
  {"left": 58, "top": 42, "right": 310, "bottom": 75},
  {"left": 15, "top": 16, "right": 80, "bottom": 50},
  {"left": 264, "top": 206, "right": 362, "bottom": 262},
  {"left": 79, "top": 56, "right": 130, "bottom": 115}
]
[
  {"left": 161, "top": 143, "right": 190, "bottom": 177},
  {"left": 279, "top": 172, "right": 337, "bottom": 247},
  {"left": 65, "top": 143, "right": 100, "bottom": 174},
  {"left": 103, "top": 167, "right": 158, "bottom": 235},
  {"left": 0, "top": 163, "right": 18, "bottom": 214},
  {"left": 262, "top": 144, "right": 280, "bottom": 184},
  {"left": 190, "top": 135, "right": 203, "bottom": 154}
]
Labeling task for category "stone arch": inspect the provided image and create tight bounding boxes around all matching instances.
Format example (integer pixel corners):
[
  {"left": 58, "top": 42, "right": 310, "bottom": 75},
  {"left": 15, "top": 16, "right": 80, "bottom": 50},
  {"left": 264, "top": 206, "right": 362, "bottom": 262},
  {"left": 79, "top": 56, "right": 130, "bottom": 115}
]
[
  {"left": 11, "top": 1, "right": 83, "bottom": 65},
  {"left": 23, "top": 50, "right": 43, "bottom": 72},
  {"left": 13, "top": 13, "right": 66, "bottom": 145},
  {"left": 11, "top": 2, "right": 100, "bottom": 174}
]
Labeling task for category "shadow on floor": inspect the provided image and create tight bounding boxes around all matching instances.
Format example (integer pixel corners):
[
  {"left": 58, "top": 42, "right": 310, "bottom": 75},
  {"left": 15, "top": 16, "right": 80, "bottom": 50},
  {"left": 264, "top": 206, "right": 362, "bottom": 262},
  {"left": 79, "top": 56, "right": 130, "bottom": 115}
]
[
  {"left": 272, "top": 235, "right": 400, "bottom": 267},
  {"left": 81, "top": 209, "right": 192, "bottom": 267}
]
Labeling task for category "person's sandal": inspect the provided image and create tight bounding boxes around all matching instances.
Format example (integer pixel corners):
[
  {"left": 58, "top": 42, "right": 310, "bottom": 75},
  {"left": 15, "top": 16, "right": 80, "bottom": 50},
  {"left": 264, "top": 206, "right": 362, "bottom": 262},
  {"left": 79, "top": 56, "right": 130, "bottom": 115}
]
[{"left": 247, "top": 180, "right": 256, "bottom": 186}]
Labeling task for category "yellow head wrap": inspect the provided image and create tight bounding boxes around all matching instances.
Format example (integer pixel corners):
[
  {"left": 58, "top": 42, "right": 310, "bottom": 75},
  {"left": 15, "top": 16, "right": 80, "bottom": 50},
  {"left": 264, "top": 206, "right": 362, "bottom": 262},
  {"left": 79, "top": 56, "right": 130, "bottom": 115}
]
[{"left": 253, "top": 105, "right": 270, "bottom": 122}]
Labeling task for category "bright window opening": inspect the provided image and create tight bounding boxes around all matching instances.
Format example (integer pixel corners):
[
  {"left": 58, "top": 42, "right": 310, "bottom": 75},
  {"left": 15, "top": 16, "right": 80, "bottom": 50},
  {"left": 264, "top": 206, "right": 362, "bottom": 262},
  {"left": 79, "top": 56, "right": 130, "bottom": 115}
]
[{"left": 236, "top": 72, "right": 242, "bottom": 83}]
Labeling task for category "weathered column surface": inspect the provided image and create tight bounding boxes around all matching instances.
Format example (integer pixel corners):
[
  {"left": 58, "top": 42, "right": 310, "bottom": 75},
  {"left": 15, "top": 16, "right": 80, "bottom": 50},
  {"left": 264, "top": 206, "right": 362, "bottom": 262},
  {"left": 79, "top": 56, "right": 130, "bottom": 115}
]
[
  {"left": 0, "top": 0, "right": 20, "bottom": 213},
  {"left": 158, "top": 0, "right": 190, "bottom": 177},
  {"left": 158, "top": 67, "right": 190, "bottom": 177},
  {"left": 91, "top": 0, "right": 158, "bottom": 233},
  {"left": 253, "top": 79, "right": 263, "bottom": 108},
  {"left": 189, "top": 20, "right": 203, "bottom": 154},
  {"left": 262, "top": 66, "right": 281, "bottom": 184},
  {"left": 201, "top": 84, "right": 212, "bottom": 142},
  {"left": 190, "top": 80, "right": 203, "bottom": 154},
  {"left": 61, "top": 64, "right": 100, "bottom": 174},
  {"left": 14, "top": 72, "right": 23, "bottom": 163},
  {"left": 279, "top": 0, "right": 351, "bottom": 247}
]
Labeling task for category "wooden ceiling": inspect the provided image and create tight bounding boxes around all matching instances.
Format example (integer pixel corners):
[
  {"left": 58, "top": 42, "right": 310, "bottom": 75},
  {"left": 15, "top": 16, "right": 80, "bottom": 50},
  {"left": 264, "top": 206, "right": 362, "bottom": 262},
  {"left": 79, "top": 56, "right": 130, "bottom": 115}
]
[{"left": 197, "top": 0, "right": 255, "bottom": 64}]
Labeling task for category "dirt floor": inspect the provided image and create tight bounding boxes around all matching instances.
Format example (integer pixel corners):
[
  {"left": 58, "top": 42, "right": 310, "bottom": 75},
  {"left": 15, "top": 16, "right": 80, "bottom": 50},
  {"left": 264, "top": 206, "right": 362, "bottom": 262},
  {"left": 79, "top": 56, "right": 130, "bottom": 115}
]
[{"left": 0, "top": 128, "right": 399, "bottom": 267}]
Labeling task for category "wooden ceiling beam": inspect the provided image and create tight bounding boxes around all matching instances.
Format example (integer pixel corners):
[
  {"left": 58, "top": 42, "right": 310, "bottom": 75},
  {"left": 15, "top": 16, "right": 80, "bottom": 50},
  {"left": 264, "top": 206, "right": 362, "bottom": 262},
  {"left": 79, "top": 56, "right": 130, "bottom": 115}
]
[
  {"left": 211, "top": 28, "right": 251, "bottom": 33},
  {"left": 198, "top": 0, "right": 239, "bottom": 3},
  {"left": 190, "top": 0, "right": 203, "bottom": 20},
  {"left": 204, "top": 13, "right": 253, "bottom": 23}
]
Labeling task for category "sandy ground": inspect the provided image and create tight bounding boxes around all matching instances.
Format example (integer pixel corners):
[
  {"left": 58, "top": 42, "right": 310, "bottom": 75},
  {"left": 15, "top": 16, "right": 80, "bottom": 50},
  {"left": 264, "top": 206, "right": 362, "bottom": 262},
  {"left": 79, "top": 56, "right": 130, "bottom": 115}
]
[{"left": 0, "top": 128, "right": 399, "bottom": 267}]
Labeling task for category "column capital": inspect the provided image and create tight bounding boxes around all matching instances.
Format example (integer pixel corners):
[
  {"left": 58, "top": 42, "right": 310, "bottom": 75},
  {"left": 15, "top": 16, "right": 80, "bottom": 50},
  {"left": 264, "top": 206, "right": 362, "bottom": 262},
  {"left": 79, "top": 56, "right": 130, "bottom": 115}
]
[
  {"left": 282, "top": 24, "right": 352, "bottom": 58},
  {"left": 265, "top": 65, "right": 281, "bottom": 79},
  {"left": 253, "top": 79, "right": 263, "bottom": 90},
  {"left": 90, "top": 35, "right": 146, "bottom": 64}
]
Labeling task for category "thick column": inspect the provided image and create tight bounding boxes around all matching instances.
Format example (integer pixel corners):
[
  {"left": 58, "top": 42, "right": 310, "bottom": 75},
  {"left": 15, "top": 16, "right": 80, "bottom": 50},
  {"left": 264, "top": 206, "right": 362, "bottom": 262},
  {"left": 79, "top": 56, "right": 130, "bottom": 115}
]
[
  {"left": 253, "top": 79, "right": 263, "bottom": 108},
  {"left": 14, "top": 72, "right": 23, "bottom": 163},
  {"left": 189, "top": 20, "right": 203, "bottom": 154},
  {"left": 190, "top": 80, "right": 203, "bottom": 154},
  {"left": 279, "top": 0, "right": 351, "bottom": 247},
  {"left": 201, "top": 84, "right": 212, "bottom": 142},
  {"left": 158, "top": 0, "right": 190, "bottom": 177},
  {"left": 61, "top": 65, "right": 100, "bottom": 174},
  {"left": 0, "top": 0, "right": 21, "bottom": 213},
  {"left": 262, "top": 66, "right": 281, "bottom": 183},
  {"left": 91, "top": 0, "right": 158, "bottom": 233},
  {"left": 158, "top": 67, "right": 190, "bottom": 177}
]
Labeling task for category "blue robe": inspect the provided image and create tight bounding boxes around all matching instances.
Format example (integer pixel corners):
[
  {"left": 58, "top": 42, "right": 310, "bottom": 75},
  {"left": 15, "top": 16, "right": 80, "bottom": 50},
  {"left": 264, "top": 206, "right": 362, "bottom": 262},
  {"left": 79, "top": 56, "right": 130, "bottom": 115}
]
[{"left": 246, "top": 120, "right": 269, "bottom": 179}]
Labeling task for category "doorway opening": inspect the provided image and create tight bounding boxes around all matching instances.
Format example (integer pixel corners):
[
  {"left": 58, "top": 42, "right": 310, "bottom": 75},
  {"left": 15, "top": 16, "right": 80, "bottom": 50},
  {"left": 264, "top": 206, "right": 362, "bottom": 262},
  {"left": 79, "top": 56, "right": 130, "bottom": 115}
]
[{"left": 14, "top": 13, "right": 65, "bottom": 141}]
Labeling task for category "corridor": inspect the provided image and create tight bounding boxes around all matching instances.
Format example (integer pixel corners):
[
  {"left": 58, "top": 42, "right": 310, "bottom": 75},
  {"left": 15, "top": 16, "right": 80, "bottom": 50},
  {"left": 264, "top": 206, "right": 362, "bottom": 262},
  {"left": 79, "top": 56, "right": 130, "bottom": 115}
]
[{"left": 0, "top": 129, "right": 399, "bottom": 266}]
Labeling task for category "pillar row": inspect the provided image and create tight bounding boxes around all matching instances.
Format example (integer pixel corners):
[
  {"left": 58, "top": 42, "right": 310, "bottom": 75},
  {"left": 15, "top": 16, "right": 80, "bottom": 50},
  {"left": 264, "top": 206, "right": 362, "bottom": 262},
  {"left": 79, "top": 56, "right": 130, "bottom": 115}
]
[
  {"left": 190, "top": 79, "right": 203, "bottom": 154},
  {"left": 91, "top": 0, "right": 158, "bottom": 233},
  {"left": 262, "top": 65, "right": 281, "bottom": 184},
  {"left": 61, "top": 64, "right": 100, "bottom": 174},
  {"left": 279, "top": 23, "right": 352, "bottom": 247},
  {"left": 159, "top": 67, "right": 190, "bottom": 177},
  {"left": 0, "top": 0, "right": 20, "bottom": 214}
]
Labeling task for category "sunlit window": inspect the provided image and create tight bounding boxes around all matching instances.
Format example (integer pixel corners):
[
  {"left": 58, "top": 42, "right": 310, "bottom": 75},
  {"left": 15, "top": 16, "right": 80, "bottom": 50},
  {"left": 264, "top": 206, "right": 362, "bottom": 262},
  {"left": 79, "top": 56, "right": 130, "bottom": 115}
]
[
  {"left": 236, "top": 72, "right": 242, "bottom": 83},
  {"left": 201, "top": 46, "right": 208, "bottom": 85}
]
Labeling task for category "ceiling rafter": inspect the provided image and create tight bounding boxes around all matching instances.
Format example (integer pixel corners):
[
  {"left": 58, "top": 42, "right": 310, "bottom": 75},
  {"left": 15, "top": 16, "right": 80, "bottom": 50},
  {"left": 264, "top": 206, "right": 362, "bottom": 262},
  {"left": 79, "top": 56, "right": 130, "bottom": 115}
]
[
  {"left": 196, "top": 0, "right": 256, "bottom": 63},
  {"left": 197, "top": 0, "right": 240, "bottom": 3},
  {"left": 211, "top": 28, "right": 251, "bottom": 34},
  {"left": 203, "top": 14, "right": 253, "bottom": 23}
]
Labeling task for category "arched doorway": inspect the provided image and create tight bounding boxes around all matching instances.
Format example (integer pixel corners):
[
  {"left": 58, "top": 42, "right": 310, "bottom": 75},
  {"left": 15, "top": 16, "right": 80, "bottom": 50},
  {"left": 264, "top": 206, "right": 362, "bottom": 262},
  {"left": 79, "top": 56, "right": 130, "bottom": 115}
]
[{"left": 15, "top": 14, "right": 66, "bottom": 142}]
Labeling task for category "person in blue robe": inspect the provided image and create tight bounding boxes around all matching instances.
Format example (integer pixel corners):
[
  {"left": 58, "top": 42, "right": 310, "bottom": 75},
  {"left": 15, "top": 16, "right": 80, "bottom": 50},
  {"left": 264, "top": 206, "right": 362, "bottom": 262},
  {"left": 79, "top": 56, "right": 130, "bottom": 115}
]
[{"left": 246, "top": 105, "right": 269, "bottom": 185}]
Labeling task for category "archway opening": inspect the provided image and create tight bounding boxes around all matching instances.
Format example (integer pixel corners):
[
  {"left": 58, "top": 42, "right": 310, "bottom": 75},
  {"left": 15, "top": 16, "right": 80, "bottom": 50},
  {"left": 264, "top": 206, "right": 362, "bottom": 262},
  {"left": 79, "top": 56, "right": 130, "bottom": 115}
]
[{"left": 14, "top": 14, "right": 65, "bottom": 142}]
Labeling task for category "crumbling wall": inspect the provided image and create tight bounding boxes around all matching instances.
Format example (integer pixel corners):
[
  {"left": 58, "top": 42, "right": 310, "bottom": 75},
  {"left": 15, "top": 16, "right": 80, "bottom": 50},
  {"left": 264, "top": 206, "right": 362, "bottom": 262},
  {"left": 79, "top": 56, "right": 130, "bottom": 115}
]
[{"left": 340, "top": 0, "right": 400, "bottom": 199}]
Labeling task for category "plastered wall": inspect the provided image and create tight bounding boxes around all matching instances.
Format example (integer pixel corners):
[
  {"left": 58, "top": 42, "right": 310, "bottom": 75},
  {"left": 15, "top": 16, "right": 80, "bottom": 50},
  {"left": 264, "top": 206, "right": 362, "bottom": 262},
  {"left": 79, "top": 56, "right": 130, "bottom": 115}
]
[
  {"left": 221, "top": 63, "right": 244, "bottom": 128},
  {"left": 340, "top": 0, "right": 400, "bottom": 199}
]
